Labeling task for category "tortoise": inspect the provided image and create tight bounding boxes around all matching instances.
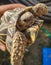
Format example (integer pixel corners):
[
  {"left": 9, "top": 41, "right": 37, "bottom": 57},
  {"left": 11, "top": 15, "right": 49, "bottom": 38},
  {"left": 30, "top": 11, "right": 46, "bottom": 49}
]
[{"left": 0, "top": 3, "right": 48, "bottom": 65}]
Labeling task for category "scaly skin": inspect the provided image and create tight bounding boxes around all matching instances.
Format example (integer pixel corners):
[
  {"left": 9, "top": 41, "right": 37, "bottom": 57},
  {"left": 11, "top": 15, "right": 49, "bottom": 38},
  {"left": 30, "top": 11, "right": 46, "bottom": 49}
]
[{"left": 11, "top": 31, "right": 27, "bottom": 65}]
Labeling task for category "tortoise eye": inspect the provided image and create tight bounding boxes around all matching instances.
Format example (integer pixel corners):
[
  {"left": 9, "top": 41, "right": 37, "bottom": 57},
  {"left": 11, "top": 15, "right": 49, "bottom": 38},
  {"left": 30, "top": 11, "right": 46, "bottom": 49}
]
[
  {"left": 23, "top": 17, "right": 32, "bottom": 22},
  {"left": 24, "top": 19, "right": 28, "bottom": 22}
]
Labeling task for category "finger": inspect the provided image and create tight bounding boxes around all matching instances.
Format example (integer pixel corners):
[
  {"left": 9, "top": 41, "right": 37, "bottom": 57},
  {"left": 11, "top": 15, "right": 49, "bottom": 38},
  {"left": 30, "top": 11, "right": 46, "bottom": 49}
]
[
  {"left": 0, "top": 41, "right": 6, "bottom": 51},
  {"left": 0, "top": 39, "right": 6, "bottom": 51},
  {"left": 0, "top": 4, "right": 26, "bottom": 17}
]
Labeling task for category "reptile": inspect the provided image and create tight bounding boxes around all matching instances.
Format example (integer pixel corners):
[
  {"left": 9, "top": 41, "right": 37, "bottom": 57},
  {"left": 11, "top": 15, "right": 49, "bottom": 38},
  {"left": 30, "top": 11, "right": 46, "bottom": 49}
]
[{"left": 0, "top": 3, "right": 48, "bottom": 65}]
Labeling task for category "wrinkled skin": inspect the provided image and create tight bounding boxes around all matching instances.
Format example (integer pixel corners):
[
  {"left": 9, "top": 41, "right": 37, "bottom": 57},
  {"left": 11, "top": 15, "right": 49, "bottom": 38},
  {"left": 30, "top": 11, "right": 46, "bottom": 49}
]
[{"left": 0, "top": 3, "right": 48, "bottom": 65}]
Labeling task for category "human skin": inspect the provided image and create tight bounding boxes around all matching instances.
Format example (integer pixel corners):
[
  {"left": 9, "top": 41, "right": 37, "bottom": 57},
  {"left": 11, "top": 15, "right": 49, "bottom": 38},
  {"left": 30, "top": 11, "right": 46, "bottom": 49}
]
[
  {"left": 0, "top": 4, "right": 26, "bottom": 51},
  {"left": 0, "top": 4, "right": 26, "bottom": 17}
]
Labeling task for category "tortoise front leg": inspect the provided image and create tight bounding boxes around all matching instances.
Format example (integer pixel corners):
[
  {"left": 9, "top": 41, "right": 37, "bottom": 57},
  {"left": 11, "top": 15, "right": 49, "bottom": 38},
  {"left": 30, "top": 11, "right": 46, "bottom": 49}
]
[
  {"left": 11, "top": 31, "right": 27, "bottom": 65},
  {"left": 24, "top": 20, "right": 43, "bottom": 47}
]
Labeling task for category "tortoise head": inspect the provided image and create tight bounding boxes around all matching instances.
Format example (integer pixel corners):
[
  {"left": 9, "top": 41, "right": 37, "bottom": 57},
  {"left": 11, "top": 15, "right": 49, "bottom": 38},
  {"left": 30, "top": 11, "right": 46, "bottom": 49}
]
[
  {"left": 16, "top": 3, "right": 48, "bottom": 31},
  {"left": 32, "top": 3, "right": 48, "bottom": 16},
  {"left": 17, "top": 11, "right": 34, "bottom": 31}
]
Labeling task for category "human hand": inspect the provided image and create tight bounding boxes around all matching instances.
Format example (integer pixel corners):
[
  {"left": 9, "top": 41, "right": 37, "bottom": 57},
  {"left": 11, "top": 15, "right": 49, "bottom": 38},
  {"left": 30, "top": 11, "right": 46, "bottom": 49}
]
[{"left": 0, "top": 4, "right": 26, "bottom": 17}]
